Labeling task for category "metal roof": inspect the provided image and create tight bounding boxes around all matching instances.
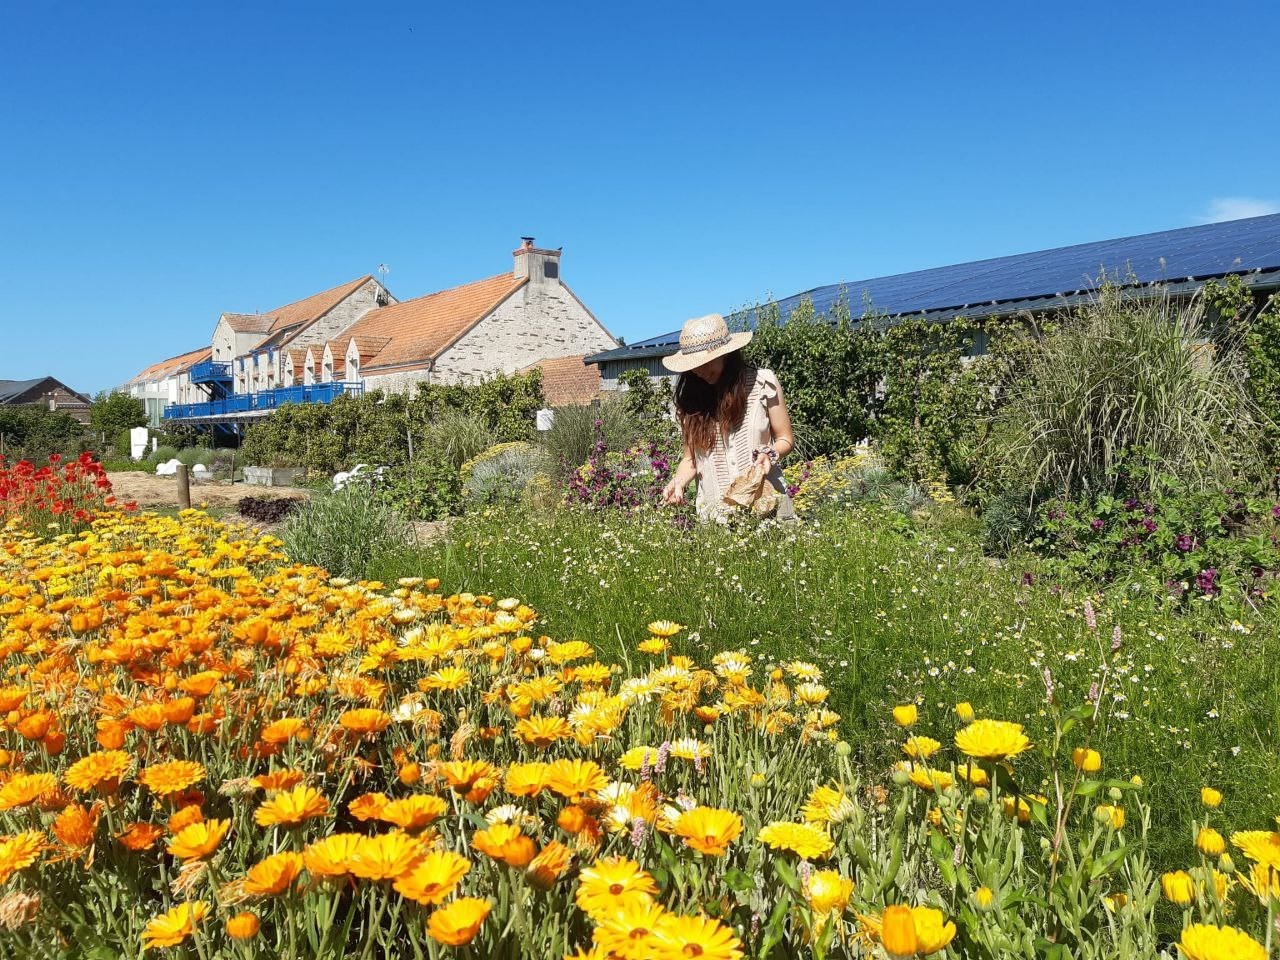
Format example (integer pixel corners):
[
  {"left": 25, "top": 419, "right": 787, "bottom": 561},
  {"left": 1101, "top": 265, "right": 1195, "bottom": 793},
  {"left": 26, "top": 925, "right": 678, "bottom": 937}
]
[{"left": 586, "top": 213, "right": 1280, "bottom": 364}]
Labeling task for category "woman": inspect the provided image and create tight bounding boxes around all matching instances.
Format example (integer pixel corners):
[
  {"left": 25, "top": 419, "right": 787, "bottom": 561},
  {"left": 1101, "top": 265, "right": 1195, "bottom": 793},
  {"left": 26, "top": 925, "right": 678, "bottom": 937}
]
[{"left": 659, "top": 313, "right": 796, "bottom": 520}]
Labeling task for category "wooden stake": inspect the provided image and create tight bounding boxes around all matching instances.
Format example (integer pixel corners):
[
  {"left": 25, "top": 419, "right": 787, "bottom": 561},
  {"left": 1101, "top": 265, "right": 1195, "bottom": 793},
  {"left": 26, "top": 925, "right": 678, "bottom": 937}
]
[{"left": 176, "top": 464, "right": 191, "bottom": 510}]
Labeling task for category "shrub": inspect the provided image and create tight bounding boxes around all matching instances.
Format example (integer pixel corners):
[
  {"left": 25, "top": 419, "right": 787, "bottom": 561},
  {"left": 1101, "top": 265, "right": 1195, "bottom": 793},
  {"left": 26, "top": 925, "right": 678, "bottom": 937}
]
[
  {"left": 991, "top": 285, "right": 1263, "bottom": 500},
  {"left": 0, "top": 405, "right": 87, "bottom": 464},
  {"left": 236, "top": 495, "right": 301, "bottom": 524},
  {"left": 460, "top": 442, "right": 552, "bottom": 508},
  {"left": 540, "top": 396, "right": 643, "bottom": 471},
  {"left": 785, "top": 445, "right": 949, "bottom": 517},
  {"left": 383, "top": 457, "right": 463, "bottom": 521},
  {"left": 88, "top": 390, "right": 146, "bottom": 441},
  {"left": 564, "top": 419, "right": 682, "bottom": 512},
  {"left": 279, "top": 485, "right": 412, "bottom": 580},
  {"left": 176, "top": 447, "right": 216, "bottom": 466}
]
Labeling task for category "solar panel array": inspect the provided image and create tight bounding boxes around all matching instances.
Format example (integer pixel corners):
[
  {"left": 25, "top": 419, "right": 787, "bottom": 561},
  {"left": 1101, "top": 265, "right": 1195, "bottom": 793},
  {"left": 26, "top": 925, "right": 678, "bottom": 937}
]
[{"left": 592, "top": 213, "right": 1280, "bottom": 360}]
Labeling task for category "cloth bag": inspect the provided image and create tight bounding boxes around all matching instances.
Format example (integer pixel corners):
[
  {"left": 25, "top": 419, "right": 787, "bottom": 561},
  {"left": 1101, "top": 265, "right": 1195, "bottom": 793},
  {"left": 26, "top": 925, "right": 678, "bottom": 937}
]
[{"left": 721, "top": 464, "right": 781, "bottom": 517}]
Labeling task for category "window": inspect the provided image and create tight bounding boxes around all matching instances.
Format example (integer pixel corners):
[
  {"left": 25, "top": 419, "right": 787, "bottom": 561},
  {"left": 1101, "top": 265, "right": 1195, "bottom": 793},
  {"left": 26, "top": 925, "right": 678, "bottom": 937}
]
[{"left": 543, "top": 261, "right": 559, "bottom": 280}]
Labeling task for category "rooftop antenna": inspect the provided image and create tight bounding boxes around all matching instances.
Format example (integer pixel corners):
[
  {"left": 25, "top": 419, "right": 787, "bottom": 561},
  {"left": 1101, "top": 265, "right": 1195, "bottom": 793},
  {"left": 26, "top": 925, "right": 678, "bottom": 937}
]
[{"left": 377, "top": 263, "right": 390, "bottom": 284}]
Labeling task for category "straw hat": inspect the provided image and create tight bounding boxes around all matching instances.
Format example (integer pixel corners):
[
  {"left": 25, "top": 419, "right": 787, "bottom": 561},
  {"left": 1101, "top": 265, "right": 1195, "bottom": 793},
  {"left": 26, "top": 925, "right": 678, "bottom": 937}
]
[{"left": 661, "top": 313, "right": 753, "bottom": 373}]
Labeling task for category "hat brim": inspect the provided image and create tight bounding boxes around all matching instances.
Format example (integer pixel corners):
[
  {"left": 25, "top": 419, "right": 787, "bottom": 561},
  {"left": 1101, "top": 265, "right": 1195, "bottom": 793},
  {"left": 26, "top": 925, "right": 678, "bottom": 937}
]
[{"left": 661, "top": 330, "right": 753, "bottom": 373}]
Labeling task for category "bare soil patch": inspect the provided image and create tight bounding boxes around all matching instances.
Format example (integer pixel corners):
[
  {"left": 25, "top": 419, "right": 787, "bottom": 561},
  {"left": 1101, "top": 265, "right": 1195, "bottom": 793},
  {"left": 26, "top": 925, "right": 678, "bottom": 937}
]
[{"left": 107, "top": 471, "right": 312, "bottom": 510}]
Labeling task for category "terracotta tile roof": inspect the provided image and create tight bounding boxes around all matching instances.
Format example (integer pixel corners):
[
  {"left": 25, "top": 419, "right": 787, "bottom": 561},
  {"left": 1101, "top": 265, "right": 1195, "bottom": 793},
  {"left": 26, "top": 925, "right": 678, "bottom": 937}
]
[
  {"left": 350, "top": 273, "right": 527, "bottom": 371},
  {"left": 128, "top": 346, "right": 212, "bottom": 384},
  {"left": 334, "top": 335, "right": 392, "bottom": 359},
  {"left": 221, "top": 276, "right": 372, "bottom": 337},
  {"left": 221, "top": 312, "right": 276, "bottom": 334},
  {"left": 520, "top": 354, "right": 603, "bottom": 407}
]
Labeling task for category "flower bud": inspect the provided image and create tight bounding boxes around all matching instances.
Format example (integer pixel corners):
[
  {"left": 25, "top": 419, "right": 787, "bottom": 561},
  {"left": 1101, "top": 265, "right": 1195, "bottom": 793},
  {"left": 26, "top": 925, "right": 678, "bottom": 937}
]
[
  {"left": 954, "top": 702, "right": 975, "bottom": 724},
  {"left": 1107, "top": 787, "right": 1123, "bottom": 802},
  {"left": 973, "top": 886, "right": 995, "bottom": 911},
  {"left": 1200, "top": 786, "right": 1223, "bottom": 808},
  {"left": 835, "top": 741, "right": 851, "bottom": 758},
  {"left": 892, "top": 705, "right": 918, "bottom": 728}
]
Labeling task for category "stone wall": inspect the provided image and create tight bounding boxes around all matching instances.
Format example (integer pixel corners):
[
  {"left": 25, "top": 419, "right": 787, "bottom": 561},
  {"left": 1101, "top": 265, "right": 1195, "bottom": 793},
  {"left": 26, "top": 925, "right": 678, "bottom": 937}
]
[
  {"left": 284, "top": 279, "right": 392, "bottom": 353},
  {"left": 432, "top": 282, "right": 617, "bottom": 384},
  {"left": 363, "top": 367, "right": 433, "bottom": 394}
]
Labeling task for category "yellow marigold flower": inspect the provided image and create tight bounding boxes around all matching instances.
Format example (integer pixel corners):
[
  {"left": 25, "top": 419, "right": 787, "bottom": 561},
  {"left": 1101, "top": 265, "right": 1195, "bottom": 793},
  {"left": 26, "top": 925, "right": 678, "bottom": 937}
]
[
  {"left": 672, "top": 807, "right": 743, "bottom": 857},
  {"left": 378, "top": 794, "right": 447, "bottom": 832},
  {"left": 254, "top": 784, "right": 329, "bottom": 828},
  {"left": 650, "top": 914, "right": 744, "bottom": 960},
  {"left": 0, "top": 772, "right": 58, "bottom": 810},
  {"left": 891, "top": 704, "right": 918, "bottom": 728},
  {"left": 1001, "top": 794, "right": 1046, "bottom": 824},
  {"left": 954, "top": 702, "right": 975, "bottom": 723},
  {"left": 0, "top": 830, "right": 45, "bottom": 883},
  {"left": 167, "top": 819, "right": 229, "bottom": 861},
  {"left": 1201, "top": 787, "right": 1223, "bottom": 808},
  {"left": 348, "top": 831, "right": 424, "bottom": 881},
  {"left": 955, "top": 719, "right": 1031, "bottom": 761},
  {"left": 1197, "top": 828, "right": 1226, "bottom": 858},
  {"left": 1094, "top": 804, "right": 1125, "bottom": 830},
  {"left": 1232, "top": 830, "right": 1280, "bottom": 870},
  {"left": 647, "top": 620, "right": 683, "bottom": 638},
  {"left": 140, "top": 901, "right": 208, "bottom": 951},
  {"left": 974, "top": 886, "right": 995, "bottom": 910},
  {"left": 575, "top": 857, "right": 658, "bottom": 919},
  {"left": 593, "top": 900, "right": 668, "bottom": 960},
  {"left": 225, "top": 912, "right": 260, "bottom": 941},
  {"left": 419, "top": 667, "right": 470, "bottom": 692},
  {"left": 138, "top": 760, "right": 205, "bottom": 796},
  {"left": 339, "top": 708, "right": 391, "bottom": 735},
  {"left": 905, "top": 764, "right": 955, "bottom": 793},
  {"left": 1237, "top": 861, "right": 1280, "bottom": 905},
  {"left": 242, "top": 851, "right": 304, "bottom": 896},
  {"left": 794, "top": 683, "right": 829, "bottom": 705},
  {"left": 302, "top": 833, "right": 363, "bottom": 877},
  {"left": 472, "top": 823, "right": 536, "bottom": 868},
  {"left": 546, "top": 759, "right": 609, "bottom": 800},
  {"left": 348, "top": 792, "right": 389, "bottom": 821},
  {"left": 547, "top": 640, "right": 594, "bottom": 664},
  {"left": 910, "top": 906, "right": 957, "bottom": 955},
  {"left": 440, "top": 760, "right": 502, "bottom": 794},
  {"left": 515, "top": 715, "right": 571, "bottom": 749},
  {"left": 1162, "top": 870, "right": 1196, "bottom": 905},
  {"left": 1193, "top": 866, "right": 1232, "bottom": 903},
  {"left": 880, "top": 905, "right": 917, "bottom": 958},
  {"left": 1178, "top": 923, "right": 1267, "bottom": 960},
  {"left": 757, "top": 821, "right": 834, "bottom": 860},
  {"left": 526, "top": 839, "right": 573, "bottom": 889},
  {"left": 393, "top": 849, "right": 470, "bottom": 905},
  {"left": 805, "top": 869, "right": 853, "bottom": 914},
  {"left": 902, "top": 736, "right": 942, "bottom": 760},
  {"left": 1072, "top": 748, "right": 1102, "bottom": 772},
  {"left": 669, "top": 739, "right": 710, "bottom": 762},
  {"left": 426, "top": 897, "right": 490, "bottom": 947},
  {"left": 638, "top": 637, "right": 670, "bottom": 654},
  {"left": 955, "top": 763, "right": 990, "bottom": 787},
  {"left": 801, "top": 784, "right": 856, "bottom": 825},
  {"left": 63, "top": 749, "right": 131, "bottom": 792},
  {"left": 504, "top": 761, "right": 550, "bottom": 798},
  {"left": 618, "top": 747, "right": 660, "bottom": 772}
]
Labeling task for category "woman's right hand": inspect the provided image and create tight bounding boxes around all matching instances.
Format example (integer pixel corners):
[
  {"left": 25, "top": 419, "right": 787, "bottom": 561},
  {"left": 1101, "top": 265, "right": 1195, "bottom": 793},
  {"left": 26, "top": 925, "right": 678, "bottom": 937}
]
[{"left": 661, "top": 479, "right": 685, "bottom": 506}]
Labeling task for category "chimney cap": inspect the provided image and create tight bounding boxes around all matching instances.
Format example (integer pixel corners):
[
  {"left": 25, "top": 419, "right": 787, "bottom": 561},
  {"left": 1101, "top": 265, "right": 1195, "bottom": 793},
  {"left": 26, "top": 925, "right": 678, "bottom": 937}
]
[{"left": 520, "top": 236, "right": 535, "bottom": 248}]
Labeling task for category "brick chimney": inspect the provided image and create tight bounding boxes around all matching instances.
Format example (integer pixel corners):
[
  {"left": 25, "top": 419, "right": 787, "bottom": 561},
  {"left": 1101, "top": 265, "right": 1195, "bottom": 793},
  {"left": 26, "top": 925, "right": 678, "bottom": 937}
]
[{"left": 513, "top": 237, "right": 562, "bottom": 286}]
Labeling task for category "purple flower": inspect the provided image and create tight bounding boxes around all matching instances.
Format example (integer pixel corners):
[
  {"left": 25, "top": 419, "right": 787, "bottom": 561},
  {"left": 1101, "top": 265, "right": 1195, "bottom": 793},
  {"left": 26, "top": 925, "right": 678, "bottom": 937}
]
[
  {"left": 1123, "top": 498, "right": 1140, "bottom": 511},
  {"left": 1195, "top": 567, "right": 1219, "bottom": 595},
  {"left": 1141, "top": 518, "right": 1157, "bottom": 533},
  {"left": 1271, "top": 504, "right": 1280, "bottom": 521},
  {"left": 1090, "top": 518, "right": 1104, "bottom": 531},
  {"left": 1083, "top": 600, "right": 1097, "bottom": 630},
  {"left": 1021, "top": 571, "right": 1036, "bottom": 586},
  {"left": 1175, "top": 534, "right": 1194, "bottom": 552}
]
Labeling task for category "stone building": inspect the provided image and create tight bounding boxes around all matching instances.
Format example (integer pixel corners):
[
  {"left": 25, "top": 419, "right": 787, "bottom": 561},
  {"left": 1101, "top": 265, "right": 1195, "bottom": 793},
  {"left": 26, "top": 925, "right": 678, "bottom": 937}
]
[{"left": 0, "top": 377, "right": 93, "bottom": 423}]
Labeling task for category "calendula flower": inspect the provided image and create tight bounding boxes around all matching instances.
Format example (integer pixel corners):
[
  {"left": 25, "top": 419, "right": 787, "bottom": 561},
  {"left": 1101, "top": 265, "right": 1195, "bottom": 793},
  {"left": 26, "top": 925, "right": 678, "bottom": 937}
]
[
  {"left": 225, "top": 912, "right": 260, "bottom": 941},
  {"left": 1177, "top": 923, "right": 1266, "bottom": 960},
  {"left": 647, "top": 621, "right": 683, "bottom": 638},
  {"left": 879, "top": 905, "right": 917, "bottom": 958},
  {"left": 1162, "top": 870, "right": 1196, "bottom": 905},
  {"left": 348, "top": 792, "right": 389, "bottom": 821},
  {"left": 0, "top": 773, "right": 58, "bottom": 810},
  {"left": 168, "top": 805, "right": 204, "bottom": 835},
  {"left": 473, "top": 824, "right": 537, "bottom": 867},
  {"left": 379, "top": 795, "right": 447, "bottom": 832},
  {"left": 117, "top": 822, "right": 165, "bottom": 852},
  {"left": 955, "top": 719, "right": 1031, "bottom": 761},
  {"left": 504, "top": 762, "right": 550, "bottom": 797},
  {"left": 140, "top": 901, "right": 208, "bottom": 951},
  {"left": 393, "top": 849, "right": 470, "bottom": 904},
  {"left": 891, "top": 705, "right": 917, "bottom": 728},
  {"left": 758, "top": 821, "right": 834, "bottom": 860},
  {"left": 800, "top": 784, "right": 855, "bottom": 825},
  {"left": 1072, "top": 748, "right": 1102, "bottom": 772},
  {"left": 955, "top": 763, "right": 990, "bottom": 787},
  {"left": 954, "top": 702, "right": 975, "bottom": 723},
  {"left": 347, "top": 831, "right": 424, "bottom": 881},
  {"left": 515, "top": 715, "right": 571, "bottom": 749},
  {"left": 259, "top": 717, "right": 308, "bottom": 745},
  {"left": 526, "top": 839, "right": 573, "bottom": 889},
  {"left": 650, "top": 914, "right": 744, "bottom": 960},
  {"left": 167, "top": 819, "right": 229, "bottom": 861},
  {"left": 576, "top": 857, "right": 658, "bottom": 919},
  {"left": 0, "top": 831, "right": 45, "bottom": 883},
  {"left": 63, "top": 750, "right": 131, "bottom": 792},
  {"left": 254, "top": 784, "right": 329, "bottom": 827},
  {"left": 805, "top": 869, "right": 853, "bottom": 914},
  {"left": 593, "top": 901, "right": 668, "bottom": 960},
  {"left": 138, "top": 760, "right": 205, "bottom": 796},
  {"left": 242, "top": 851, "right": 304, "bottom": 896},
  {"left": 902, "top": 736, "right": 941, "bottom": 760},
  {"left": 303, "top": 833, "right": 364, "bottom": 877},
  {"left": 1232, "top": 830, "right": 1280, "bottom": 870},
  {"left": 426, "top": 897, "right": 491, "bottom": 946},
  {"left": 1197, "top": 828, "right": 1226, "bottom": 857},
  {"left": 910, "top": 906, "right": 957, "bottom": 954},
  {"left": 251, "top": 769, "right": 306, "bottom": 793},
  {"left": 440, "top": 760, "right": 501, "bottom": 794},
  {"left": 1094, "top": 804, "right": 1125, "bottom": 830},
  {"left": 52, "top": 803, "right": 99, "bottom": 851},
  {"left": 546, "top": 759, "right": 609, "bottom": 800},
  {"left": 419, "top": 667, "right": 470, "bottom": 692},
  {"left": 1201, "top": 787, "right": 1223, "bottom": 808},
  {"left": 672, "top": 807, "right": 743, "bottom": 856},
  {"left": 339, "top": 708, "right": 391, "bottom": 735}
]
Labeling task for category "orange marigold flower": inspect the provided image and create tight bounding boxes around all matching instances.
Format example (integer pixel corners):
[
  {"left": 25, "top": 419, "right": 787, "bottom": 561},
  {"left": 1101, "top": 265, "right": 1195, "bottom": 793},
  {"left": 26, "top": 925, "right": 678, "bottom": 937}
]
[
  {"left": 514, "top": 715, "right": 571, "bottom": 749},
  {"left": 140, "top": 901, "right": 208, "bottom": 951},
  {"left": 117, "top": 822, "right": 165, "bottom": 852},
  {"left": 138, "top": 760, "right": 205, "bottom": 796},
  {"left": 426, "top": 897, "right": 490, "bottom": 947},
  {"left": 259, "top": 717, "right": 309, "bottom": 745},
  {"left": 378, "top": 795, "right": 448, "bottom": 832},
  {"left": 672, "top": 807, "right": 743, "bottom": 857},
  {"left": 95, "top": 718, "right": 132, "bottom": 750},
  {"left": 167, "top": 819, "right": 229, "bottom": 861},
  {"left": 393, "top": 849, "right": 470, "bottom": 905},
  {"left": 527, "top": 839, "right": 573, "bottom": 889},
  {"left": 254, "top": 784, "right": 329, "bottom": 828},
  {"left": 0, "top": 772, "right": 59, "bottom": 810},
  {"left": 242, "top": 851, "right": 304, "bottom": 896},
  {"left": 545, "top": 759, "right": 609, "bottom": 800},
  {"left": 225, "top": 912, "right": 260, "bottom": 941},
  {"left": 472, "top": 824, "right": 537, "bottom": 868},
  {"left": 339, "top": 708, "right": 391, "bottom": 735},
  {"left": 52, "top": 803, "right": 99, "bottom": 851},
  {"left": 504, "top": 762, "right": 550, "bottom": 798},
  {"left": 0, "top": 830, "right": 45, "bottom": 884},
  {"left": 303, "top": 833, "right": 364, "bottom": 877},
  {"left": 251, "top": 769, "right": 306, "bottom": 793},
  {"left": 347, "top": 831, "right": 424, "bottom": 881},
  {"left": 558, "top": 805, "right": 590, "bottom": 835},
  {"left": 440, "top": 760, "right": 502, "bottom": 794},
  {"left": 348, "top": 792, "right": 389, "bottom": 821},
  {"left": 162, "top": 697, "right": 196, "bottom": 725},
  {"left": 178, "top": 671, "right": 221, "bottom": 698},
  {"left": 15, "top": 711, "right": 54, "bottom": 741},
  {"left": 127, "top": 703, "right": 167, "bottom": 733},
  {"left": 167, "top": 804, "right": 205, "bottom": 834}
]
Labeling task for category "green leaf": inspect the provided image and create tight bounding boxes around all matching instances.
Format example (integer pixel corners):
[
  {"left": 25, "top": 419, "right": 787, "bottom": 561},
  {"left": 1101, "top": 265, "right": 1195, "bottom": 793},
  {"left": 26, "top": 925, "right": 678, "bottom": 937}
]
[{"left": 723, "top": 868, "right": 757, "bottom": 894}]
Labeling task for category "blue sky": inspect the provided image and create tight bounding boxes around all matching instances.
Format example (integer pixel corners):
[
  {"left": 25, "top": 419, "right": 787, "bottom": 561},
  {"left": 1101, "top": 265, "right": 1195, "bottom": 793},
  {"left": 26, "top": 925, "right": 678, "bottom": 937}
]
[{"left": 2, "top": 1, "right": 1278, "bottom": 394}]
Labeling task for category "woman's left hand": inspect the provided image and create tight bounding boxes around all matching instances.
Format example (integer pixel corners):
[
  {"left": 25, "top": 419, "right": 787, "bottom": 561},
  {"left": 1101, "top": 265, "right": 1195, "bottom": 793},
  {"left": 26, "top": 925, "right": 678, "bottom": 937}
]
[{"left": 753, "top": 450, "right": 773, "bottom": 471}]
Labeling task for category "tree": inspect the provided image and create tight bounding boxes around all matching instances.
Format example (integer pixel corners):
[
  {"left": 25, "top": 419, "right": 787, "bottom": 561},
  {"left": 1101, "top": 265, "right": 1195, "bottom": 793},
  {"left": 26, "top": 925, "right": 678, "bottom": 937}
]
[{"left": 90, "top": 391, "right": 146, "bottom": 440}]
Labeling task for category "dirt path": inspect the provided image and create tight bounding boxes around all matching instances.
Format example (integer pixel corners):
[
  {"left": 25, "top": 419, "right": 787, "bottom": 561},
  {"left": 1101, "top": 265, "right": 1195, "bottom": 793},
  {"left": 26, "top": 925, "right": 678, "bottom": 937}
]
[{"left": 107, "top": 471, "right": 312, "bottom": 510}]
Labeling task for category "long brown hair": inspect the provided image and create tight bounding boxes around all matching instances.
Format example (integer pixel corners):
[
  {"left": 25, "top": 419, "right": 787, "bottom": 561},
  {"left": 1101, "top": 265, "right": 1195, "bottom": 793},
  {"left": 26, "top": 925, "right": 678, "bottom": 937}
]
[{"left": 673, "top": 351, "right": 752, "bottom": 454}]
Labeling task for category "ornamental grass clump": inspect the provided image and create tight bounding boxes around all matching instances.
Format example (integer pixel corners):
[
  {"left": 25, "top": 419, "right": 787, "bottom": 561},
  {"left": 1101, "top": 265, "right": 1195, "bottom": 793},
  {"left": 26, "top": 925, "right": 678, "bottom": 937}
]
[{"left": 0, "top": 507, "right": 1279, "bottom": 957}]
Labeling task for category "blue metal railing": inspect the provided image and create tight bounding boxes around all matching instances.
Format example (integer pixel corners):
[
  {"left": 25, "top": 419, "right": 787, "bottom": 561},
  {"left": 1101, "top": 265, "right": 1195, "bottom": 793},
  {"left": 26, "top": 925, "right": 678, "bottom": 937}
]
[
  {"left": 189, "top": 361, "right": 233, "bottom": 383},
  {"left": 163, "top": 382, "right": 364, "bottom": 420}
]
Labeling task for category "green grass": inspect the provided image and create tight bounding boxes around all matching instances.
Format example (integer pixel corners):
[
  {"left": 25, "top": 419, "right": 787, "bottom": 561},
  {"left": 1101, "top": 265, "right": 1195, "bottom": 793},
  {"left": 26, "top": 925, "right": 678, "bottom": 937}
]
[{"left": 371, "top": 502, "right": 1280, "bottom": 871}]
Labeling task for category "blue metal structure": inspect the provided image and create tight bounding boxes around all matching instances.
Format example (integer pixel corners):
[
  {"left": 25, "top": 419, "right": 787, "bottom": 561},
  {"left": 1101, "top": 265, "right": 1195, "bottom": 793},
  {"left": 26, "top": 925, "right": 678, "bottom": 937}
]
[
  {"left": 586, "top": 213, "right": 1280, "bottom": 365},
  {"left": 189, "top": 361, "right": 232, "bottom": 384},
  {"left": 164, "top": 382, "right": 364, "bottom": 420}
]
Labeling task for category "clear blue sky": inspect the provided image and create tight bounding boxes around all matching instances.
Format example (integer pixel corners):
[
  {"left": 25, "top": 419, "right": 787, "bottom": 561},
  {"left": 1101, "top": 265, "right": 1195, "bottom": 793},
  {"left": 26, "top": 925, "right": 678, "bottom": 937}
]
[{"left": 2, "top": 1, "right": 1277, "bottom": 394}]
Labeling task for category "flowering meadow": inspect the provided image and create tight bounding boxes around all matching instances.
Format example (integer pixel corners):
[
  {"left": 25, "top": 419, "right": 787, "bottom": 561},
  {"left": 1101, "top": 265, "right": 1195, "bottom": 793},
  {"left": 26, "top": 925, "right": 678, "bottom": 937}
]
[{"left": 0, "top": 504, "right": 1277, "bottom": 958}]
